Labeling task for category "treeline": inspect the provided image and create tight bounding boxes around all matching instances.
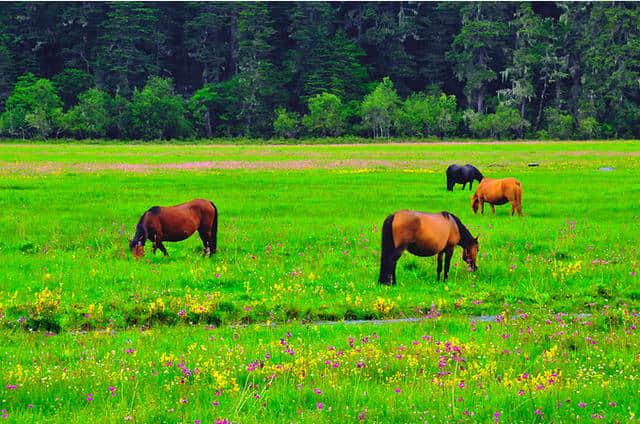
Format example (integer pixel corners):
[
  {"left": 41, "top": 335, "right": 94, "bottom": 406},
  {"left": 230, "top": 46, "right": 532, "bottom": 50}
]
[{"left": 0, "top": 2, "right": 639, "bottom": 140}]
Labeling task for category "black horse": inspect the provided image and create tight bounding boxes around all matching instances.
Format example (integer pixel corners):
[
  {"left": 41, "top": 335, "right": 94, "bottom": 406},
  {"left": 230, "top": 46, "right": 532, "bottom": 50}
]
[{"left": 446, "top": 164, "right": 483, "bottom": 191}]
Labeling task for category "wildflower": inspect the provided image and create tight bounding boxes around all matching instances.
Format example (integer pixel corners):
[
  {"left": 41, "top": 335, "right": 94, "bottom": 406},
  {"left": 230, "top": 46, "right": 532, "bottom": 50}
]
[
  {"left": 1, "top": 410, "right": 6, "bottom": 419},
  {"left": 215, "top": 420, "right": 229, "bottom": 424},
  {"left": 394, "top": 388, "right": 401, "bottom": 394},
  {"left": 317, "top": 402, "right": 324, "bottom": 410},
  {"left": 534, "top": 408, "right": 544, "bottom": 419},
  {"left": 313, "top": 388, "right": 322, "bottom": 395},
  {"left": 358, "top": 408, "right": 367, "bottom": 421},
  {"left": 180, "top": 398, "right": 188, "bottom": 404},
  {"left": 212, "top": 401, "right": 220, "bottom": 407},
  {"left": 609, "top": 402, "right": 617, "bottom": 407},
  {"left": 5, "top": 385, "right": 16, "bottom": 390},
  {"left": 109, "top": 386, "right": 116, "bottom": 396},
  {"left": 493, "top": 411, "right": 501, "bottom": 422},
  {"left": 178, "top": 309, "right": 186, "bottom": 317},
  {"left": 195, "top": 420, "right": 201, "bottom": 424},
  {"left": 18, "top": 316, "right": 26, "bottom": 324},
  {"left": 578, "top": 402, "right": 586, "bottom": 408},
  {"left": 518, "top": 390, "right": 525, "bottom": 396},
  {"left": 87, "top": 393, "right": 93, "bottom": 403},
  {"left": 458, "top": 381, "right": 465, "bottom": 389},
  {"left": 27, "top": 405, "right": 33, "bottom": 409}
]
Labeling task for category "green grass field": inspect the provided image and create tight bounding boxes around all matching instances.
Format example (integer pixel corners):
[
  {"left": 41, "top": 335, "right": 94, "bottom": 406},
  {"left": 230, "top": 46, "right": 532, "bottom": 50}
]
[{"left": 0, "top": 141, "right": 639, "bottom": 422}]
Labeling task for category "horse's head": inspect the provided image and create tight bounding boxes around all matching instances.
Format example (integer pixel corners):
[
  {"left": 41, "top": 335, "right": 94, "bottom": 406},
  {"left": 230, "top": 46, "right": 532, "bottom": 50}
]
[
  {"left": 129, "top": 238, "right": 145, "bottom": 258},
  {"left": 474, "top": 169, "right": 484, "bottom": 182},
  {"left": 471, "top": 194, "right": 480, "bottom": 214},
  {"left": 462, "top": 235, "right": 479, "bottom": 271}
]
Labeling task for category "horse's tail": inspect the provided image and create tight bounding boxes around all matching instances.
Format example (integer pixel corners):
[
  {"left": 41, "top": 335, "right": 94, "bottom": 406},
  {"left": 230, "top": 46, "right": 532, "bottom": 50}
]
[
  {"left": 514, "top": 183, "right": 523, "bottom": 215},
  {"left": 378, "top": 214, "right": 395, "bottom": 284},
  {"left": 210, "top": 201, "right": 218, "bottom": 253}
]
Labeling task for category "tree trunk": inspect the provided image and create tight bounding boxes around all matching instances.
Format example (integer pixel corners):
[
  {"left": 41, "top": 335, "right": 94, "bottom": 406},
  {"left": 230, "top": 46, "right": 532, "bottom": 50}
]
[
  {"left": 519, "top": 100, "right": 525, "bottom": 139},
  {"left": 535, "top": 78, "right": 548, "bottom": 130},
  {"left": 204, "top": 110, "right": 213, "bottom": 139},
  {"left": 476, "top": 86, "right": 485, "bottom": 113},
  {"left": 229, "top": 11, "right": 239, "bottom": 75}
]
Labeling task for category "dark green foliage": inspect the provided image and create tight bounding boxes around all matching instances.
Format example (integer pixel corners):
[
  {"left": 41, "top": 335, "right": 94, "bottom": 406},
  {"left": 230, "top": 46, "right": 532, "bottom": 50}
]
[
  {"left": 52, "top": 69, "right": 95, "bottom": 109},
  {"left": 302, "top": 92, "right": 345, "bottom": 137},
  {"left": 397, "top": 92, "right": 461, "bottom": 138},
  {"left": 130, "top": 77, "right": 192, "bottom": 140},
  {"left": 273, "top": 108, "right": 301, "bottom": 139},
  {"left": 361, "top": 77, "right": 400, "bottom": 138},
  {"left": 0, "top": 73, "right": 63, "bottom": 138},
  {"left": 544, "top": 107, "right": 574, "bottom": 140},
  {"left": 62, "top": 88, "right": 112, "bottom": 138},
  {"left": 0, "top": 2, "right": 638, "bottom": 140},
  {"left": 464, "top": 105, "right": 522, "bottom": 139}
]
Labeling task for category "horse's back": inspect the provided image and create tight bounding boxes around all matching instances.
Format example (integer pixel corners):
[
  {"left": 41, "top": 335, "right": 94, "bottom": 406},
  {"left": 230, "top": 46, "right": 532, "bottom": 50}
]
[
  {"left": 478, "top": 178, "right": 521, "bottom": 202},
  {"left": 392, "top": 210, "right": 452, "bottom": 254}
]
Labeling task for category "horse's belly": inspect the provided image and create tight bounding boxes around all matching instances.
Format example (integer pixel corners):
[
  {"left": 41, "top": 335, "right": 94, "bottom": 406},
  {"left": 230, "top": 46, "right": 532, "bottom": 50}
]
[
  {"left": 407, "top": 243, "right": 438, "bottom": 257},
  {"left": 163, "top": 226, "right": 196, "bottom": 242},
  {"left": 489, "top": 197, "right": 508, "bottom": 205}
]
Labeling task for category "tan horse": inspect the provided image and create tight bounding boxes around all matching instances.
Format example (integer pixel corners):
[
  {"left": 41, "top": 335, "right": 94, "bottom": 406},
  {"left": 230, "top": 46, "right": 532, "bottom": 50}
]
[
  {"left": 130, "top": 199, "right": 218, "bottom": 257},
  {"left": 471, "top": 178, "right": 522, "bottom": 216},
  {"left": 378, "top": 210, "right": 479, "bottom": 285}
]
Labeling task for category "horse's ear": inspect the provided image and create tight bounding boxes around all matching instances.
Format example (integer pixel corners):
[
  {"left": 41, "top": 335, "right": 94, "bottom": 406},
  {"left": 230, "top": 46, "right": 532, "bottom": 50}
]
[{"left": 475, "top": 233, "right": 480, "bottom": 241}]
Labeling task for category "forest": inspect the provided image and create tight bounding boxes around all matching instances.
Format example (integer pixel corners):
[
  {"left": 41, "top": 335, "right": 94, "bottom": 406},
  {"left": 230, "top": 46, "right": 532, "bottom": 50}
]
[{"left": 0, "top": 2, "right": 639, "bottom": 140}]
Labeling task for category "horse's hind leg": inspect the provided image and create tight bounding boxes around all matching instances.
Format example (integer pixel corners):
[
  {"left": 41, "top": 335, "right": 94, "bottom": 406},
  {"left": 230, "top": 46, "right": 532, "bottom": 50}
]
[
  {"left": 198, "top": 228, "right": 213, "bottom": 257},
  {"left": 390, "top": 247, "right": 406, "bottom": 285},
  {"left": 490, "top": 204, "right": 495, "bottom": 214},
  {"left": 461, "top": 182, "right": 466, "bottom": 190},
  {"left": 436, "top": 252, "right": 444, "bottom": 281}
]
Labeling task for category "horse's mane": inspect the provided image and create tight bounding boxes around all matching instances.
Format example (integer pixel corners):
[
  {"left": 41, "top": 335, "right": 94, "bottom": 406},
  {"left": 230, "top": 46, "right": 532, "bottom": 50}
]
[
  {"left": 465, "top": 164, "right": 483, "bottom": 180},
  {"left": 441, "top": 211, "right": 475, "bottom": 248},
  {"left": 130, "top": 207, "right": 157, "bottom": 248}
]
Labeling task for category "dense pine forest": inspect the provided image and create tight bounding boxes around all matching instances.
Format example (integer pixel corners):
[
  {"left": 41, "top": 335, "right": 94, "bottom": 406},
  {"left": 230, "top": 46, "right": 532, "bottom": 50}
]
[{"left": 0, "top": 2, "right": 639, "bottom": 140}]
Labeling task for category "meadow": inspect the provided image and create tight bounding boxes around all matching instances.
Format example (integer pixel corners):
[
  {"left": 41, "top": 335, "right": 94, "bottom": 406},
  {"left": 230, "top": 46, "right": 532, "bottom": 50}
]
[{"left": 0, "top": 140, "right": 639, "bottom": 422}]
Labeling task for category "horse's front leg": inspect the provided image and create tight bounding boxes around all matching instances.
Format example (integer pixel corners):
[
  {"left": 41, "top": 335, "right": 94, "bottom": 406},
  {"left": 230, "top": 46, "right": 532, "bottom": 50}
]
[
  {"left": 443, "top": 247, "right": 454, "bottom": 281},
  {"left": 157, "top": 242, "right": 168, "bottom": 256},
  {"left": 436, "top": 252, "right": 444, "bottom": 281},
  {"left": 461, "top": 182, "right": 466, "bottom": 190},
  {"left": 480, "top": 199, "right": 485, "bottom": 215},
  {"left": 491, "top": 204, "right": 496, "bottom": 214},
  {"left": 469, "top": 181, "right": 473, "bottom": 191}
]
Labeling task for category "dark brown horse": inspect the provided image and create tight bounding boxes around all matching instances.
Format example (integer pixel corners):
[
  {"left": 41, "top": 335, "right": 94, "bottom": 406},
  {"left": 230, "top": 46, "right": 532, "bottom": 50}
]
[
  {"left": 378, "top": 210, "right": 478, "bottom": 285},
  {"left": 130, "top": 199, "right": 218, "bottom": 257}
]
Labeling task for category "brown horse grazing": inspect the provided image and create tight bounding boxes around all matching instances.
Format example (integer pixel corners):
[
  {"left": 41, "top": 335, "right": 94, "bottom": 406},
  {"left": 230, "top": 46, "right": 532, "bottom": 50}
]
[
  {"left": 130, "top": 199, "right": 218, "bottom": 258},
  {"left": 378, "top": 210, "right": 479, "bottom": 285},
  {"left": 471, "top": 178, "right": 523, "bottom": 216}
]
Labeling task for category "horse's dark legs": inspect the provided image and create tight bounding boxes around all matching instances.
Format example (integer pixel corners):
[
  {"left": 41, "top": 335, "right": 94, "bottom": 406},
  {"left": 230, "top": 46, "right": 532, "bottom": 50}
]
[
  {"left": 390, "top": 247, "right": 405, "bottom": 285},
  {"left": 443, "top": 247, "right": 454, "bottom": 280},
  {"left": 461, "top": 182, "right": 466, "bottom": 190},
  {"left": 157, "top": 241, "right": 168, "bottom": 256},
  {"left": 198, "top": 228, "right": 215, "bottom": 257},
  {"left": 436, "top": 252, "right": 444, "bottom": 281},
  {"left": 469, "top": 181, "right": 473, "bottom": 191}
]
